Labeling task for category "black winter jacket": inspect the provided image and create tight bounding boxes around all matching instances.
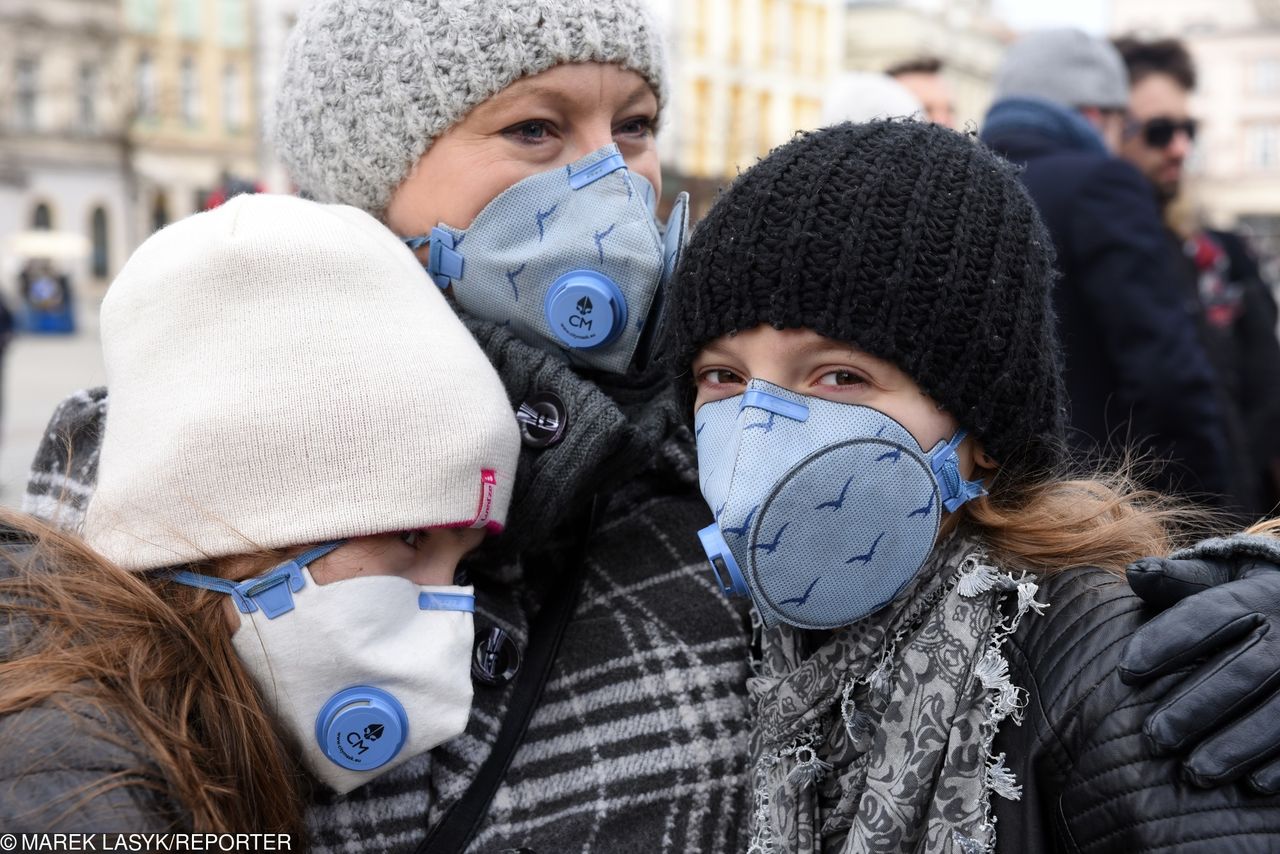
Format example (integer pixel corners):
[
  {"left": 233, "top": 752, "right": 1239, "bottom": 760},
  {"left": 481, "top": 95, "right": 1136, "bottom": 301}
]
[
  {"left": 982, "top": 98, "right": 1232, "bottom": 502},
  {"left": 993, "top": 565, "right": 1280, "bottom": 853}
]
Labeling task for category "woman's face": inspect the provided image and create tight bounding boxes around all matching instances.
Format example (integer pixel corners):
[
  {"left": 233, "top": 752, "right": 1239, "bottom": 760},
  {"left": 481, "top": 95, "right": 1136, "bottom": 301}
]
[
  {"left": 384, "top": 62, "right": 661, "bottom": 238},
  {"left": 691, "top": 325, "right": 983, "bottom": 479}
]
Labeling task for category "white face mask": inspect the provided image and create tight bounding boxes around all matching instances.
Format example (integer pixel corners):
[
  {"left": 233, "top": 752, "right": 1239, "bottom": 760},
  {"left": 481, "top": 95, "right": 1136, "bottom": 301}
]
[{"left": 171, "top": 542, "right": 474, "bottom": 794}]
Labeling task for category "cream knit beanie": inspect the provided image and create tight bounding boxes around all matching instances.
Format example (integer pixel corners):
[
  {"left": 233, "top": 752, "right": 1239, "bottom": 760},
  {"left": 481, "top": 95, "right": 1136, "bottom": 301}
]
[{"left": 84, "top": 194, "right": 520, "bottom": 572}]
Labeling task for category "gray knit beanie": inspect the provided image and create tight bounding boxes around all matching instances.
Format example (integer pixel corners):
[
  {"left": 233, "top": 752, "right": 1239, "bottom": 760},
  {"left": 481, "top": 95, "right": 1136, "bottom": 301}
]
[
  {"left": 994, "top": 28, "right": 1129, "bottom": 110},
  {"left": 274, "top": 0, "right": 668, "bottom": 217}
]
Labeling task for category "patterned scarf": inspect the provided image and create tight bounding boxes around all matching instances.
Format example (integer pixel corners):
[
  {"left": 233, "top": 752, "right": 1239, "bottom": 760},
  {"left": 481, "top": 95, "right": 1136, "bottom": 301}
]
[{"left": 746, "top": 534, "right": 1047, "bottom": 854}]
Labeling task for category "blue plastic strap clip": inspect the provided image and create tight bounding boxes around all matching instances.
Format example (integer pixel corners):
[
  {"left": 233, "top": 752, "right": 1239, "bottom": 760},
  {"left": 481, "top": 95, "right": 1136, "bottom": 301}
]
[
  {"left": 426, "top": 227, "right": 464, "bottom": 289},
  {"left": 929, "top": 429, "right": 988, "bottom": 512},
  {"left": 740, "top": 389, "right": 810, "bottom": 423},
  {"left": 418, "top": 591, "right": 476, "bottom": 612},
  {"left": 169, "top": 540, "right": 343, "bottom": 619},
  {"left": 698, "top": 523, "right": 751, "bottom": 598},
  {"left": 567, "top": 152, "right": 627, "bottom": 190}
]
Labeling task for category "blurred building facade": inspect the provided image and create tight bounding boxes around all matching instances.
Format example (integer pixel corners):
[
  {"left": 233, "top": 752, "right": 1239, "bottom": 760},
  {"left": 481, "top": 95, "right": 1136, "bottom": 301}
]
[
  {"left": 0, "top": 0, "right": 129, "bottom": 290},
  {"left": 1113, "top": 0, "right": 1280, "bottom": 266},
  {"left": 651, "top": 0, "right": 846, "bottom": 217},
  {"left": 651, "top": 0, "right": 1008, "bottom": 216},
  {"left": 122, "top": 0, "right": 258, "bottom": 239},
  {"left": 843, "top": 0, "right": 1009, "bottom": 130},
  {"left": 0, "top": 0, "right": 261, "bottom": 295}
]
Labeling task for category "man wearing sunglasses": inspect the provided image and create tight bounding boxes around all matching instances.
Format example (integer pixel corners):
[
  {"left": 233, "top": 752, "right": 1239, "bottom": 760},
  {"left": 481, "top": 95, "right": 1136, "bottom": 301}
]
[
  {"left": 1115, "top": 36, "right": 1280, "bottom": 520},
  {"left": 982, "top": 30, "right": 1232, "bottom": 505}
]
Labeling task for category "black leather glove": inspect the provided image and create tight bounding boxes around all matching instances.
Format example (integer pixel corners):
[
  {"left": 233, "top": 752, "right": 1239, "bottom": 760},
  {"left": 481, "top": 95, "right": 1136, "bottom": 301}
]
[{"left": 1121, "top": 555, "right": 1280, "bottom": 793}]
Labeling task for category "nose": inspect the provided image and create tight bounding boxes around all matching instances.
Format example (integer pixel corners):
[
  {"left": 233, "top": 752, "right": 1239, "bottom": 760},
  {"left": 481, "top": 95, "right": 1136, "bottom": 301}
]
[
  {"left": 569, "top": 117, "right": 617, "bottom": 163},
  {"left": 1168, "top": 129, "right": 1193, "bottom": 161}
]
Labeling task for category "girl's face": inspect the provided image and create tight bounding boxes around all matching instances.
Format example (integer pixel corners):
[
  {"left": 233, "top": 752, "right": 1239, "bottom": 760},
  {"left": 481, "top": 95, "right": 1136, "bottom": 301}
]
[
  {"left": 384, "top": 62, "right": 661, "bottom": 239},
  {"left": 692, "top": 325, "right": 984, "bottom": 480},
  {"left": 220, "top": 529, "right": 482, "bottom": 628},
  {"left": 309, "top": 529, "right": 483, "bottom": 587}
]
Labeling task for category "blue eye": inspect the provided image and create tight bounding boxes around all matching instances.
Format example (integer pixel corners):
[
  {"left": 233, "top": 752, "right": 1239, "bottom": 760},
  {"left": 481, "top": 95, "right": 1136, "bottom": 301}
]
[
  {"left": 615, "top": 116, "right": 655, "bottom": 137},
  {"left": 504, "top": 120, "right": 552, "bottom": 143}
]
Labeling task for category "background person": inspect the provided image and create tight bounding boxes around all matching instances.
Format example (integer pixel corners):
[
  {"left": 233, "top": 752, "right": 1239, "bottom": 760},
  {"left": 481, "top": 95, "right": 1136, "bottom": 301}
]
[
  {"left": 886, "top": 56, "right": 957, "bottom": 128},
  {"left": 0, "top": 194, "right": 520, "bottom": 834},
  {"left": 981, "top": 29, "right": 1233, "bottom": 506},
  {"left": 1114, "top": 36, "right": 1280, "bottom": 519}
]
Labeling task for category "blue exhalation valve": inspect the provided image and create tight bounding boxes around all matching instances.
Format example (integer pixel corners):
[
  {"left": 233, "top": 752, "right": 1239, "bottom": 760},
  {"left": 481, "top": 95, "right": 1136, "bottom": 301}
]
[
  {"left": 315, "top": 686, "right": 408, "bottom": 771},
  {"left": 544, "top": 270, "right": 628, "bottom": 350}
]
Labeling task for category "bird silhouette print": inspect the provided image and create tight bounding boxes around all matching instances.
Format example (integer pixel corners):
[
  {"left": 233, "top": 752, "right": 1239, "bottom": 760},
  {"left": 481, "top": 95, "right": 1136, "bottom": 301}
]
[
  {"left": 722, "top": 505, "right": 757, "bottom": 538},
  {"left": 876, "top": 448, "right": 902, "bottom": 463},
  {"left": 908, "top": 495, "right": 934, "bottom": 518},
  {"left": 778, "top": 576, "right": 820, "bottom": 607},
  {"left": 594, "top": 223, "right": 616, "bottom": 263},
  {"left": 535, "top": 205, "right": 558, "bottom": 242},
  {"left": 505, "top": 263, "right": 525, "bottom": 301},
  {"left": 846, "top": 531, "right": 885, "bottom": 565},
  {"left": 744, "top": 412, "right": 777, "bottom": 433},
  {"left": 752, "top": 522, "right": 790, "bottom": 554},
  {"left": 816, "top": 474, "right": 856, "bottom": 511}
]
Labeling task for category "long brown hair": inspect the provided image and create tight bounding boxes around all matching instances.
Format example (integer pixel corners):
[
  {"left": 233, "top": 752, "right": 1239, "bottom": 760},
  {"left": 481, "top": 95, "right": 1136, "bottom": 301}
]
[
  {"left": 0, "top": 509, "right": 309, "bottom": 836},
  {"left": 963, "top": 457, "right": 1227, "bottom": 575}
]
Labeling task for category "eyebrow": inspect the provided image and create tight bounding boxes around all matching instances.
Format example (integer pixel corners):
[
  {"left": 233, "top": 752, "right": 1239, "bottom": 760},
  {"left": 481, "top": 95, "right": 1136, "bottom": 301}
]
[{"left": 481, "top": 79, "right": 657, "bottom": 115}]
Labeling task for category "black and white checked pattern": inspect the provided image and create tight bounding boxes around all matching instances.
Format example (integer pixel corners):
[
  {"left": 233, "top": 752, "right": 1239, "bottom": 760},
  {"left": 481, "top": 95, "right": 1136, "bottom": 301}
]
[{"left": 24, "top": 387, "right": 754, "bottom": 853}]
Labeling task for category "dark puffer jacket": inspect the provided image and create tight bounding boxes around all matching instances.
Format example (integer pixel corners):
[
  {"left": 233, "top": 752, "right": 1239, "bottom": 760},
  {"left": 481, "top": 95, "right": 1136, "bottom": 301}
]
[{"left": 993, "top": 555, "right": 1280, "bottom": 853}]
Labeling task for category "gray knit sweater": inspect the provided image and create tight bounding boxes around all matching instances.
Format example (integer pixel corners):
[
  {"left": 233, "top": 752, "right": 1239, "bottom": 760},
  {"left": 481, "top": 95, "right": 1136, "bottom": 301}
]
[{"left": 20, "top": 319, "right": 753, "bottom": 852}]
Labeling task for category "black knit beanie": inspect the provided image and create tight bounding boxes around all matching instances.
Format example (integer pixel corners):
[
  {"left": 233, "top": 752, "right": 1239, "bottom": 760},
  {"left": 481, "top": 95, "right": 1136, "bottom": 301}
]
[{"left": 668, "top": 120, "right": 1067, "bottom": 477}]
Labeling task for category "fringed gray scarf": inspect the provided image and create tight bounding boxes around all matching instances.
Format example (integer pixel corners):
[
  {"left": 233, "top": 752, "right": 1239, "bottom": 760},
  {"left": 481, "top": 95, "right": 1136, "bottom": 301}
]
[{"left": 746, "top": 535, "right": 1047, "bottom": 854}]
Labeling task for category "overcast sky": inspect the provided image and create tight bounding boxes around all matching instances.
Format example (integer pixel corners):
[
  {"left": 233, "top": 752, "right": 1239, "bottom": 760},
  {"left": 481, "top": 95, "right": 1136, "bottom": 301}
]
[{"left": 992, "top": 0, "right": 1112, "bottom": 35}]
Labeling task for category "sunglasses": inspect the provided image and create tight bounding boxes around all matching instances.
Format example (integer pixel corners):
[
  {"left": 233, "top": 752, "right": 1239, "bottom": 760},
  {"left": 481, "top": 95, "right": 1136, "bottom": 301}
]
[{"left": 1129, "top": 116, "right": 1199, "bottom": 148}]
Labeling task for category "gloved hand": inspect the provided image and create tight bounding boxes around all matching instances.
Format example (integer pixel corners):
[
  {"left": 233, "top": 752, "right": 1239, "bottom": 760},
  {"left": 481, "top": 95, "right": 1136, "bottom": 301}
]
[{"left": 1121, "top": 555, "right": 1280, "bottom": 793}]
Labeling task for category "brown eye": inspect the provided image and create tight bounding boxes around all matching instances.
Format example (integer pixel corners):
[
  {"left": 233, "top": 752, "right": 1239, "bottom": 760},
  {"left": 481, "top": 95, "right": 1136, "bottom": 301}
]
[
  {"left": 699, "top": 368, "right": 745, "bottom": 386},
  {"left": 817, "top": 370, "right": 865, "bottom": 387}
]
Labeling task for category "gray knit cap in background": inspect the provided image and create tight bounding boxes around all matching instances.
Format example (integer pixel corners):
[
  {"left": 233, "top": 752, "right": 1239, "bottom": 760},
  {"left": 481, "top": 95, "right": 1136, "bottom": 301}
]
[
  {"left": 993, "top": 28, "right": 1129, "bottom": 110},
  {"left": 273, "top": 0, "right": 668, "bottom": 217}
]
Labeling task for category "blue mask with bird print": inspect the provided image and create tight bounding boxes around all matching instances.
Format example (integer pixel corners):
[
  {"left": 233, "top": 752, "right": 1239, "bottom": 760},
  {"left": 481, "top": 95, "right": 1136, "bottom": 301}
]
[
  {"left": 694, "top": 380, "right": 987, "bottom": 630},
  {"left": 402, "top": 144, "right": 689, "bottom": 375}
]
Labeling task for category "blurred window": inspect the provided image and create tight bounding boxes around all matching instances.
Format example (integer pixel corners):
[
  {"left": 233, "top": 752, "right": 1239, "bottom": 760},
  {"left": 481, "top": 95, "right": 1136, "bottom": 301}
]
[
  {"left": 695, "top": 78, "right": 712, "bottom": 176},
  {"left": 762, "top": 0, "right": 777, "bottom": 65},
  {"left": 757, "top": 89, "right": 773, "bottom": 156},
  {"left": 78, "top": 63, "right": 97, "bottom": 131},
  {"left": 91, "top": 207, "right": 109, "bottom": 278},
  {"left": 125, "top": 0, "right": 159, "bottom": 32},
  {"left": 178, "top": 0, "right": 201, "bottom": 38},
  {"left": 1255, "top": 58, "right": 1280, "bottom": 95},
  {"left": 181, "top": 56, "right": 200, "bottom": 126},
  {"left": 1249, "top": 123, "right": 1280, "bottom": 170},
  {"left": 136, "top": 52, "right": 156, "bottom": 119},
  {"left": 219, "top": 0, "right": 248, "bottom": 48},
  {"left": 15, "top": 58, "right": 37, "bottom": 131},
  {"left": 222, "top": 64, "right": 242, "bottom": 132},
  {"left": 31, "top": 202, "right": 53, "bottom": 230}
]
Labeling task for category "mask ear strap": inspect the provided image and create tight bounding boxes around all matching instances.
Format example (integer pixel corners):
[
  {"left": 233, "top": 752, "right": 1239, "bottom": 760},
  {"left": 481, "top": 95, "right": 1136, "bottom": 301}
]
[
  {"left": 401, "top": 230, "right": 463, "bottom": 290},
  {"left": 929, "top": 429, "right": 988, "bottom": 513},
  {"left": 169, "top": 540, "right": 344, "bottom": 618}
]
